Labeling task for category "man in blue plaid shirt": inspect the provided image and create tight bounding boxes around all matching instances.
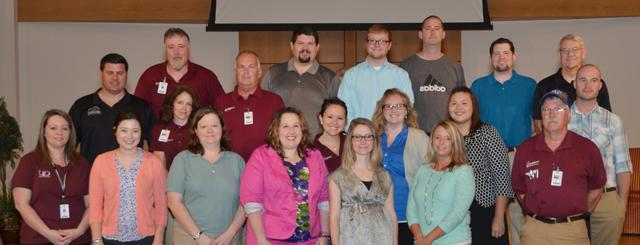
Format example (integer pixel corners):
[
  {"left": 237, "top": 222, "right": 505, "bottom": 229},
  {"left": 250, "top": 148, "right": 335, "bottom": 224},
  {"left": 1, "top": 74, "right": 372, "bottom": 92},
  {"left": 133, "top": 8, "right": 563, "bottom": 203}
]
[{"left": 568, "top": 64, "right": 632, "bottom": 245}]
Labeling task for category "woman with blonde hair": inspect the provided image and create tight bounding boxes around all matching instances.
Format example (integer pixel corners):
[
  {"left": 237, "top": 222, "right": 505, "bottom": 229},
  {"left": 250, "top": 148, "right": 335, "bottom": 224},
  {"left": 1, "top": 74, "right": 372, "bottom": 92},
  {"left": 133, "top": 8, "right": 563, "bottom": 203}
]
[
  {"left": 407, "top": 121, "right": 475, "bottom": 245},
  {"left": 371, "top": 88, "right": 430, "bottom": 244},
  {"left": 328, "top": 118, "right": 397, "bottom": 245}
]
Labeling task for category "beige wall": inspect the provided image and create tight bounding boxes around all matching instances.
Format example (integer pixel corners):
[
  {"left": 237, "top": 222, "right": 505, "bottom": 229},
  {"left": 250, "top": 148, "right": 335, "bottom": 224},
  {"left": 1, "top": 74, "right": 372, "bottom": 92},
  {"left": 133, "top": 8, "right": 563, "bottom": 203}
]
[
  {"left": 6, "top": 15, "right": 640, "bottom": 153},
  {"left": 17, "top": 22, "right": 238, "bottom": 152},
  {"left": 0, "top": 0, "right": 18, "bottom": 117},
  {"left": 462, "top": 17, "right": 640, "bottom": 147}
]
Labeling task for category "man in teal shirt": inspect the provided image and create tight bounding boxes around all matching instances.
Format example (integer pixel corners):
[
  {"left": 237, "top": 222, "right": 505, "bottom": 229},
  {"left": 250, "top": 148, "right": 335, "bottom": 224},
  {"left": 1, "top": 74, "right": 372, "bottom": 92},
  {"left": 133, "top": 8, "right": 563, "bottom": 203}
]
[
  {"left": 338, "top": 24, "right": 413, "bottom": 125},
  {"left": 470, "top": 37, "right": 536, "bottom": 245}
]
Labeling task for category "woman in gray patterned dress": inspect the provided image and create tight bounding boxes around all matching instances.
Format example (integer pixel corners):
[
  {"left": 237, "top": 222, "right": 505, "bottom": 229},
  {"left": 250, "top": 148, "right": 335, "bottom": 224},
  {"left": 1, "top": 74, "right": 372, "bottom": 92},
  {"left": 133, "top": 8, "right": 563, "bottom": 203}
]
[{"left": 328, "top": 118, "right": 397, "bottom": 245}]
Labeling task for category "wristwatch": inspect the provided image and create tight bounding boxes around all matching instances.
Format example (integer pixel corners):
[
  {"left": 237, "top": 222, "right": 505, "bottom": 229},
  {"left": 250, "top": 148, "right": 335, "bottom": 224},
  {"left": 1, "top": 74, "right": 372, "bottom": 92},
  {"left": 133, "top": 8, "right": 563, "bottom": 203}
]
[{"left": 192, "top": 231, "right": 203, "bottom": 240}]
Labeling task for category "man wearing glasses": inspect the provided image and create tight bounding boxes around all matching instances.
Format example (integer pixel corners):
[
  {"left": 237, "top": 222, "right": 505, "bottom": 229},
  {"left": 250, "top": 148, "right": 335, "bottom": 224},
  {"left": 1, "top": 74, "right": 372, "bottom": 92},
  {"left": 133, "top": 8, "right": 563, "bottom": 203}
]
[
  {"left": 533, "top": 34, "right": 612, "bottom": 134},
  {"left": 338, "top": 24, "right": 413, "bottom": 125},
  {"left": 511, "top": 89, "right": 606, "bottom": 245},
  {"left": 400, "top": 15, "right": 465, "bottom": 134},
  {"left": 568, "top": 64, "right": 632, "bottom": 245},
  {"left": 261, "top": 26, "right": 339, "bottom": 136}
]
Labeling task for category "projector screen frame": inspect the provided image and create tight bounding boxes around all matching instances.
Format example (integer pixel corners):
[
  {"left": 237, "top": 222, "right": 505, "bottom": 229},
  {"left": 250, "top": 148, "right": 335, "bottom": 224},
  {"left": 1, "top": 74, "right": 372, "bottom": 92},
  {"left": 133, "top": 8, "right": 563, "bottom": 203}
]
[{"left": 206, "top": 0, "right": 492, "bottom": 31}]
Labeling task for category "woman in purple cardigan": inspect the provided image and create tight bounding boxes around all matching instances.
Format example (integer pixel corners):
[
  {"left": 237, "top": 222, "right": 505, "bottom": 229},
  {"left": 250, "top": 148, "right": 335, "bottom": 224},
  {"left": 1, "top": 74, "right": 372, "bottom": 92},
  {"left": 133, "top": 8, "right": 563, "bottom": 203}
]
[{"left": 240, "top": 107, "right": 330, "bottom": 245}]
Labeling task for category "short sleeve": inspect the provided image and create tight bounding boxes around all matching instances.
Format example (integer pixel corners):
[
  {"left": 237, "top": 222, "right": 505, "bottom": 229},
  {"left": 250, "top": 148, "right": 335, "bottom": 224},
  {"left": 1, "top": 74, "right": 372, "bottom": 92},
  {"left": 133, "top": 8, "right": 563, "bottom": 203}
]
[
  {"left": 166, "top": 151, "right": 188, "bottom": 194},
  {"left": 11, "top": 154, "right": 37, "bottom": 190}
]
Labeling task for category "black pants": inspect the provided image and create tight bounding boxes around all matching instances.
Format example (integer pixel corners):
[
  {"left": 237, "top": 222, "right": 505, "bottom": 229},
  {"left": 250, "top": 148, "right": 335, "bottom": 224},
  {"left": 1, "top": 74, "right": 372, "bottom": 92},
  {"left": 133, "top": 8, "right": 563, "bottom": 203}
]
[
  {"left": 469, "top": 199, "right": 509, "bottom": 245},
  {"left": 398, "top": 222, "right": 414, "bottom": 245},
  {"left": 103, "top": 236, "right": 154, "bottom": 245}
]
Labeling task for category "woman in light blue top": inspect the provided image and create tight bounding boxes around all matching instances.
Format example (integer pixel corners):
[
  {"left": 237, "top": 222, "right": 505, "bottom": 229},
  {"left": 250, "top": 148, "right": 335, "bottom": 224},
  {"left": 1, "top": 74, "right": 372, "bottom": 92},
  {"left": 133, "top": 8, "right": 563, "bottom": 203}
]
[
  {"left": 167, "top": 108, "right": 245, "bottom": 245},
  {"left": 407, "top": 121, "right": 475, "bottom": 245}
]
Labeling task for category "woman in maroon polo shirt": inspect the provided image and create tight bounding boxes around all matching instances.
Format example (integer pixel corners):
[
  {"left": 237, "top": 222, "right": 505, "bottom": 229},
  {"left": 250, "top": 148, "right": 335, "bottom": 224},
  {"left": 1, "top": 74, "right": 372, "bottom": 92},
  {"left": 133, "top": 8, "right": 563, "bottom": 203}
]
[
  {"left": 150, "top": 86, "right": 200, "bottom": 170},
  {"left": 12, "top": 109, "right": 91, "bottom": 245},
  {"left": 313, "top": 98, "right": 347, "bottom": 173}
]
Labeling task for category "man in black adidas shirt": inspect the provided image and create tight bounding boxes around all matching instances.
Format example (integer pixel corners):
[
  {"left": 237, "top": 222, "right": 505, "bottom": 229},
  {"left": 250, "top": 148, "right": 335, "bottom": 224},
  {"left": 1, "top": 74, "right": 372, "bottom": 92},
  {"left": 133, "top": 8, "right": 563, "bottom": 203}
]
[
  {"left": 69, "top": 53, "right": 155, "bottom": 164},
  {"left": 400, "top": 15, "right": 466, "bottom": 134}
]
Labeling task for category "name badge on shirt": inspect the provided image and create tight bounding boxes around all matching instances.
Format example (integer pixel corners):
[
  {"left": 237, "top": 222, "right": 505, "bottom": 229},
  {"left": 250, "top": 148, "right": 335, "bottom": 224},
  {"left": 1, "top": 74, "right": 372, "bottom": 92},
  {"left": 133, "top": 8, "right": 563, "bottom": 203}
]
[
  {"left": 59, "top": 203, "right": 70, "bottom": 219},
  {"left": 551, "top": 169, "right": 563, "bottom": 187},
  {"left": 244, "top": 111, "right": 254, "bottom": 125},
  {"left": 157, "top": 81, "right": 168, "bottom": 94},
  {"left": 158, "top": 129, "right": 171, "bottom": 142}
]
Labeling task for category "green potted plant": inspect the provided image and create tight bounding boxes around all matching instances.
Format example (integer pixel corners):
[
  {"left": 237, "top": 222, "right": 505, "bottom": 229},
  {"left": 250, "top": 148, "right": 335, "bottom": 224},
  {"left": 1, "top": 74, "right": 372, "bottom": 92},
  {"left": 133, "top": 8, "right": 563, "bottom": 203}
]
[{"left": 0, "top": 97, "right": 23, "bottom": 244}]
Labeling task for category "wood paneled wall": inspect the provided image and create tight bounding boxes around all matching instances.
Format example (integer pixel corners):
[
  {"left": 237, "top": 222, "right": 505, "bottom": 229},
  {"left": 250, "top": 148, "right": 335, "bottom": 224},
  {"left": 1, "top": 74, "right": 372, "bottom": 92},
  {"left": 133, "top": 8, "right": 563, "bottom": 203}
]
[
  {"left": 624, "top": 148, "right": 640, "bottom": 234},
  {"left": 17, "top": 0, "right": 640, "bottom": 22},
  {"left": 240, "top": 30, "right": 460, "bottom": 73}
]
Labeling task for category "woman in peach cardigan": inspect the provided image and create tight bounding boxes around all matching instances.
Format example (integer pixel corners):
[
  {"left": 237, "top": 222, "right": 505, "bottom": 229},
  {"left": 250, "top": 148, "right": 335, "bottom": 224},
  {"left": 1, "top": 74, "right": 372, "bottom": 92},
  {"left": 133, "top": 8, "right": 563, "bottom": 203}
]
[{"left": 89, "top": 112, "right": 167, "bottom": 245}]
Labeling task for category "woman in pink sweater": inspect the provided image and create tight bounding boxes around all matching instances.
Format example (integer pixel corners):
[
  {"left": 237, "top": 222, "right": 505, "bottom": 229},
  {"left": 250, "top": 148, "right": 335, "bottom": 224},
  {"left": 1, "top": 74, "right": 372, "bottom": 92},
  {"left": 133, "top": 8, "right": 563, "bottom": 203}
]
[
  {"left": 89, "top": 112, "right": 167, "bottom": 245},
  {"left": 240, "top": 107, "right": 330, "bottom": 245}
]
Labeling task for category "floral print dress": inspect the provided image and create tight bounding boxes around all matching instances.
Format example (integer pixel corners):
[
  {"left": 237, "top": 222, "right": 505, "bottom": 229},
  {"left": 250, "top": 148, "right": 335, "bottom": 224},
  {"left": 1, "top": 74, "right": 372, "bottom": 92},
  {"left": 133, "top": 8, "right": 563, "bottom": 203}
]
[{"left": 282, "top": 159, "right": 311, "bottom": 243}]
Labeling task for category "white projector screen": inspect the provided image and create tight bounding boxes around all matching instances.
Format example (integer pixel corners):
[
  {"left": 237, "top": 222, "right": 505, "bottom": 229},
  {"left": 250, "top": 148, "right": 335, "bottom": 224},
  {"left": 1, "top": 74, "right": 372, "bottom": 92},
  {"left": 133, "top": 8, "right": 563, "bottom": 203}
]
[{"left": 207, "top": 0, "right": 491, "bottom": 31}]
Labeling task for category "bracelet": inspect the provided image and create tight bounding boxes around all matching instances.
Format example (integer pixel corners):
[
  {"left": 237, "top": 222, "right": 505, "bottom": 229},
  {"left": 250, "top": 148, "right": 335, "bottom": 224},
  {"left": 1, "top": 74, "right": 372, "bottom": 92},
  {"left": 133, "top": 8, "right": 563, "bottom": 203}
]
[
  {"left": 192, "top": 231, "right": 203, "bottom": 240},
  {"left": 91, "top": 239, "right": 103, "bottom": 244},
  {"left": 321, "top": 233, "right": 330, "bottom": 237}
]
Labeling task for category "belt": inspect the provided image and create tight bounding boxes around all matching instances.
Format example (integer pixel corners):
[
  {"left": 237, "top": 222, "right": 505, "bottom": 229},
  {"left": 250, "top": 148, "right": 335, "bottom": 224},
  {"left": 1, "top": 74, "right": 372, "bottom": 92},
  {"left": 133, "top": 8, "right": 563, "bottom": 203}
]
[
  {"left": 527, "top": 213, "right": 585, "bottom": 224},
  {"left": 604, "top": 187, "right": 617, "bottom": 193},
  {"left": 507, "top": 147, "right": 516, "bottom": 152}
]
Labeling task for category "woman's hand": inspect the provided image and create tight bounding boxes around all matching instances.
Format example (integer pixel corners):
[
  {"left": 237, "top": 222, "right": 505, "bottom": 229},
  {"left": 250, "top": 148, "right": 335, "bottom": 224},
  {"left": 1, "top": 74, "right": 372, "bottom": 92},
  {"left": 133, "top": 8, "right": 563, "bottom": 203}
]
[
  {"left": 315, "top": 236, "right": 330, "bottom": 245},
  {"left": 491, "top": 215, "right": 506, "bottom": 238},
  {"left": 43, "top": 229, "right": 67, "bottom": 245},
  {"left": 256, "top": 237, "right": 272, "bottom": 245},
  {"left": 212, "top": 230, "right": 236, "bottom": 245},
  {"left": 195, "top": 233, "right": 214, "bottom": 245},
  {"left": 58, "top": 227, "right": 85, "bottom": 244}
]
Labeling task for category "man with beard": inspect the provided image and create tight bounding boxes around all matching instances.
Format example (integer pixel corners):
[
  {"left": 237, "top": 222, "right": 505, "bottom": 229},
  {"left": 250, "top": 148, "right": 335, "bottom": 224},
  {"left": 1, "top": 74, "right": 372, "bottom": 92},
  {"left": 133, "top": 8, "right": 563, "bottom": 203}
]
[
  {"left": 568, "top": 64, "right": 632, "bottom": 245},
  {"left": 400, "top": 15, "right": 465, "bottom": 134},
  {"left": 470, "top": 37, "right": 536, "bottom": 245},
  {"left": 261, "top": 26, "right": 339, "bottom": 136},
  {"left": 533, "top": 34, "right": 612, "bottom": 133},
  {"left": 338, "top": 24, "right": 413, "bottom": 124},
  {"left": 135, "top": 28, "right": 225, "bottom": 117},
  {"left": 512, "top": 89, "right": 605, "bottom": 245},
  {"left": 69, "top": 53, "right": 155, "bottom": 164}
]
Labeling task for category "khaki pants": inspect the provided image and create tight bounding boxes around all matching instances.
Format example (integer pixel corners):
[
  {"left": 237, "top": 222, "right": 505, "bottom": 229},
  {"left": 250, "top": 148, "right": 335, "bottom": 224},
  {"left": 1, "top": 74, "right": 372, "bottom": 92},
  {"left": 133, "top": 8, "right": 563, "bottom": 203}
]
[
  {"left": 173, "top": 222, "right": 242, "bottom": 245},
  {"left": 520, "top": 216, "right": 589, "bottom": 245},
  {"left": 590, "top": 190, "right": 626, "bottom": 245},
  {"left": 507, "top": 151, "right": 524, "bottom": 245}
]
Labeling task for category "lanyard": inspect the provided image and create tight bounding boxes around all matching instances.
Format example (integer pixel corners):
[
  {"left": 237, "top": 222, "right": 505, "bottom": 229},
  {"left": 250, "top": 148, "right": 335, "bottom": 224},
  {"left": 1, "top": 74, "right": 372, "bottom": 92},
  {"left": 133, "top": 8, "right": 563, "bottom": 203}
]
[{"left": 51, "top": 162, "right": 68, "bottom": 199}]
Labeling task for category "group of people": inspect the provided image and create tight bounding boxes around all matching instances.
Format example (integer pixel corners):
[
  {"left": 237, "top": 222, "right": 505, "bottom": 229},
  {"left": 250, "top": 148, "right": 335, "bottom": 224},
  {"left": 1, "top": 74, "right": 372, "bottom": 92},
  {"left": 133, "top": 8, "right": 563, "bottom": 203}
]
[{"left": 11, "top": 14, "right": 632, "bottom": 245}]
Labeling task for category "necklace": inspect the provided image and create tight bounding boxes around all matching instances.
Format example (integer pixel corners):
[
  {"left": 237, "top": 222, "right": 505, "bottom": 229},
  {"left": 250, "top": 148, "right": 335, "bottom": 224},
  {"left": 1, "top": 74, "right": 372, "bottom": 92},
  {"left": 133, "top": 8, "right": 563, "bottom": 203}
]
[{"left": 425, "top": 169, "right": 444, "bottom": 226}]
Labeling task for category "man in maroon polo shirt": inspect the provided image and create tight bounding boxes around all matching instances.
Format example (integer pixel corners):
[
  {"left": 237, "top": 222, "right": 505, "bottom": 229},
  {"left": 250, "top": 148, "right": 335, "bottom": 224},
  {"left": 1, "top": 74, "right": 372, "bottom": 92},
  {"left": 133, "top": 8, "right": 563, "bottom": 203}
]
[
  {"left": 135, "top": 28, "right": 225, "bottom": 117},
  {"left": 511, "top": 89, "right": 606, "bottom": 245},
  {"left": 214, "top": 51, "right": 284, "bottom": 160}
]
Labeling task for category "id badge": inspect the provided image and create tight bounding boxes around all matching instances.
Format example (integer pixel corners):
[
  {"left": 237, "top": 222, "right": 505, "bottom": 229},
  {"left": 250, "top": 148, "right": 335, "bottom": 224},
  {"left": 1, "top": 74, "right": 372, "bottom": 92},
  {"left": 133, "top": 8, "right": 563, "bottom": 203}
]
[
  {"left": 551, "top": 170, "right": 563, "bottom": 186},
  {"left": 59, "top": 203, "right": 70, "bottom": 219},
  {"left": 244, "top": 111, "right": 254, "bottom": 125},
  {"left": 159, "top": 129, "right": 170, "bottom": 142},
  {"left": 157, "top": 81, "right": 168, "bottom": 94}
]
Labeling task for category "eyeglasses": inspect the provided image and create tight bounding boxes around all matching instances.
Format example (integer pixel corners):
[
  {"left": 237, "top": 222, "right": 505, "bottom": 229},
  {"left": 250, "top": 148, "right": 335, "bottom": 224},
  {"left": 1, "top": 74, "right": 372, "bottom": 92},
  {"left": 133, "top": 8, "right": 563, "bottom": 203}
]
[
  {"left": 383, "top": 103, "right": 406, "bottom": 111},
  {"left": 541, "top": 106, "right": 568, "bottom": 114},
  {"left": 352, "top": 134, "right": 375, "bottom": 142},
  {"left": 560, "top": 47, "right": 582, "bottom": 55},
  {"left": 367, "top": 39, "right": 390, "bottom": 46}
]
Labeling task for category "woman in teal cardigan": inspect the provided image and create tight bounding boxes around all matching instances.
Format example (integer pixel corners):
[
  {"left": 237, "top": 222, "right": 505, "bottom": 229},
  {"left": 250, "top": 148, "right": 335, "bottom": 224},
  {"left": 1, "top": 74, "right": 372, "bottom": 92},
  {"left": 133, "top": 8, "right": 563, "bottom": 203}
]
[{"left": 407, "top": 121, "right": 475, "bottom": 245}]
